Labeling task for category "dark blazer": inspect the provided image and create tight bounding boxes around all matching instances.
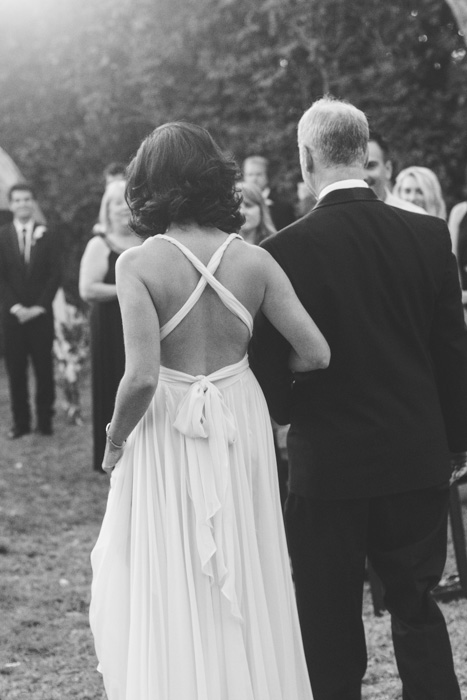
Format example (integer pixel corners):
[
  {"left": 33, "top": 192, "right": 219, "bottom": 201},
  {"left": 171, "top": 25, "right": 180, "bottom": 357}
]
[
  {"left": 0, "top": 221, "right": 61, "bottom": 320},
  {"left": 250, "top": 187, "right": 467, "bottom": 499}
]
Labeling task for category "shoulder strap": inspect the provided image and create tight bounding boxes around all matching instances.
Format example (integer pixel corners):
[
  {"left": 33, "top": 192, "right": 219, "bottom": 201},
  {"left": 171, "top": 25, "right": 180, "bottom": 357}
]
[{"left": 157, "top": 234, "right": 253, "bottom": 339}]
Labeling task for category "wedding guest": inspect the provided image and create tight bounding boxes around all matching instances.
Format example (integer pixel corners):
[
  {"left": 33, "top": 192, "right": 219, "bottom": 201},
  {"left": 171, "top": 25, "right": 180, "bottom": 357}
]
[
  {"left": 93, "top": 162, "right": 127, "bottom": 235},
  {"left": 79, "top": 179, "right": 141, "bottom": 470},
  {"left": 364, "top": 133, "right": 426, "bottom": 213},
  {"left": 243, "top": 155, "right": 295, "bottom": 230},
  {"left": 448, "top": 183, "right": 467, "bottom": 306},
  {"left": 103, "top": 162, "right": 126, "bottom": 186},
  {"left": 0, "top": 183, "right": 61, "bottom": 438},
  {"left": 238, "top": 181, "right": 276, "bottom": 244},
  {"left": 393, "top": 165, "right": 447, "bottom": 219}
]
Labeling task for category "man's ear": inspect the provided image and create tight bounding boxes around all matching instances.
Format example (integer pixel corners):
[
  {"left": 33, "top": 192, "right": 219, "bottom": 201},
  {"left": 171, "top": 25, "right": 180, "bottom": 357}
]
[
  {"left": 304, "top": 146, "right": 314, "bottom": 174},
  {"left": 385, "top": 159, "right": 393, "bottom": 181}
]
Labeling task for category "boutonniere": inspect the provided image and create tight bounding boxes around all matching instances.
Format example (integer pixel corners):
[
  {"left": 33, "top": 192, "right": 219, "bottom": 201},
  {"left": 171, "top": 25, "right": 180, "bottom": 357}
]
[{"left": 32, "top": 226, "right": 47, "bottom": 242}]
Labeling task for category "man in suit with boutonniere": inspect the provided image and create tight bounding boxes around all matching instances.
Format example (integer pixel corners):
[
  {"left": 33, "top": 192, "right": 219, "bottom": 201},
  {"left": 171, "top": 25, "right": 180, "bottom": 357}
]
[{"left": 0, "top": 183, "right": 61, "bottom": 438}]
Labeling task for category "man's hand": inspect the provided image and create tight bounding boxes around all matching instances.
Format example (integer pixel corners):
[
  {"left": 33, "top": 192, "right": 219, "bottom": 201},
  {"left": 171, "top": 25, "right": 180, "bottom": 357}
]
[
  {"left": 15, "top": 306, "right": 46, "bottom": 324},
  {"left": 13, "top": 306, "right": 29, "bottom": 323}
]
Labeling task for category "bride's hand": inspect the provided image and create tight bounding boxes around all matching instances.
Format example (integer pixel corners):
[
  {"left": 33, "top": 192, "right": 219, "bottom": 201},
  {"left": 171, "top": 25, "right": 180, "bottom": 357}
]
[{"left": 102, "top": 443, "right": 124, "bottom": 475}]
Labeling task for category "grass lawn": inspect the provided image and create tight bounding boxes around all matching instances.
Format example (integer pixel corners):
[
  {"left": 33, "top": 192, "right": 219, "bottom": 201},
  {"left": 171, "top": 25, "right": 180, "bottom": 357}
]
[{"left": 0, "top": 363, "right": 466, "bottom": 700}]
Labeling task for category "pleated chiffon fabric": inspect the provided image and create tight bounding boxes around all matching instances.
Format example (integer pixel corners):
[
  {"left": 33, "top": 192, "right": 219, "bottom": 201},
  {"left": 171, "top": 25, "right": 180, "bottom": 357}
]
[{"left": 89, "top": 234, "right": 313, "bottom": 700}]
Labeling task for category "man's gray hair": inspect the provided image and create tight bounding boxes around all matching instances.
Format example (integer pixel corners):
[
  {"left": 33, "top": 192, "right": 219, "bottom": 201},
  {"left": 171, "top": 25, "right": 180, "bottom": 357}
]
[{"left": 298, "top": 96, "right": 369, "bottom": 168}]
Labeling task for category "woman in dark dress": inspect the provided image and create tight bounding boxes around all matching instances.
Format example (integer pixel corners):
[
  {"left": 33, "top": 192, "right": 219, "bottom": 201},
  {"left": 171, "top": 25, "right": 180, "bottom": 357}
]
[{"left": 79, "top": 180, "right": 141, "bottom": 470}]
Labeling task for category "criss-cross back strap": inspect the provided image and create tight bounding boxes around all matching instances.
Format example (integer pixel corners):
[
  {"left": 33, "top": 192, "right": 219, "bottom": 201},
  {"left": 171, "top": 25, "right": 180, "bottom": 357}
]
[{"left": 156, "top": 233, "right": 254, "bottom": 340}]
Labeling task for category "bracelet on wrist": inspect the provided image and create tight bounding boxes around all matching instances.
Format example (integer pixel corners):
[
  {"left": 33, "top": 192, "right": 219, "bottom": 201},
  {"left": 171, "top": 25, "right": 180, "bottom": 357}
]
[{"left": 105, "top": 423, "right": 126, "bottom": 450}]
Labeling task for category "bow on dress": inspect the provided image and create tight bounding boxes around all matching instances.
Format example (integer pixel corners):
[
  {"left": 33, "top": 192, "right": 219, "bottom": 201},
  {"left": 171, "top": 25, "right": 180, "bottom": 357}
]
[{"left": 172, "top": 373, "right": 242, "bottom": 619}]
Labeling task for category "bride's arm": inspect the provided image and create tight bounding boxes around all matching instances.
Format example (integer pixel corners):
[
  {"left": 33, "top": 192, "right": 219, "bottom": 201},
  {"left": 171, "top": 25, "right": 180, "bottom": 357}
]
[
  {"left": 259, "top": 250, "right": 330, "bottom": 372},
  {"left": 102, "top": 249, "right": 160, "bottom": 472}
]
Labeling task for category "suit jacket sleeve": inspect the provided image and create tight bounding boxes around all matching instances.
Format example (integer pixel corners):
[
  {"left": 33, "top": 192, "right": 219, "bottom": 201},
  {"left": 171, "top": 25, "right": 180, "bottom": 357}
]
[
  {"left": 0, "top": 269, "right": 17, "bottom": 311},
  {"left": 430, "top": 227, "right": 467, "bottom": 452},
  {"left": 0, "top": 229, "right": 19, "bottom": 310},
  {"left": 248, "top": 238, "right": 294, "bottom": 425}
]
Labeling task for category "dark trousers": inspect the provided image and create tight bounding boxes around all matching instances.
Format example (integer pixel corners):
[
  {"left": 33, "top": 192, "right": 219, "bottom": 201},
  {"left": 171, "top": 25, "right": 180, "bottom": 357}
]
[
  {"left": 285, "top": 485, "right": 461, "bottom": 700},
  {"left": 3, "top": 314, "right": 55, "bottom": 431}
]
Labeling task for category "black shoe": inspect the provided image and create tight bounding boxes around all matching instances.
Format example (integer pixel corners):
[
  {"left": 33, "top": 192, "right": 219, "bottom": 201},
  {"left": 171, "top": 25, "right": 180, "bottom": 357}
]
[{"left": 8, "top": 426, "right": 31, "bottom": 439}]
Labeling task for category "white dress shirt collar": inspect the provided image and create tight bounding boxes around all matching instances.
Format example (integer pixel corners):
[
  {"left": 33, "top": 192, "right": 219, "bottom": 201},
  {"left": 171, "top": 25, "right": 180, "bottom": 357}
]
[
  {"left": 13, "top": 218, "right": 34, "bottom": 236},
  {"left": 318, "top": 179, "right": 369, "bottom": 201}
]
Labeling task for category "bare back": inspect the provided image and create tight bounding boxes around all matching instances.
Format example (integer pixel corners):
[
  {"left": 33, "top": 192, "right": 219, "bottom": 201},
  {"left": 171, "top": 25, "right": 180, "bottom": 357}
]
[{"left": 134, "top": 230, "right": 268, "bottom": 375}]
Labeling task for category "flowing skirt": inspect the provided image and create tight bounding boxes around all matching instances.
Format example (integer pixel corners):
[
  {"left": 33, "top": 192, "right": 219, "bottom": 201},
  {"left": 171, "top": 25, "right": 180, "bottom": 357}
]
[{"left": 90, "top": 357, "right": 313, "bottom": 700}]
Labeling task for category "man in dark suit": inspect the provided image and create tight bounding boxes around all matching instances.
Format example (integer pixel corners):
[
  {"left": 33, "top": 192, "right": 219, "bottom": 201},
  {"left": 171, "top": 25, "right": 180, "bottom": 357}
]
[
  {"left": 242, "top": 155, "right": 295, "bottom": 230},
  {"left": 250, "top": 97, "right": 467, "bottom": 700},
  {"left": 0, "top": 183, "right": 61, "bottom": 437}
]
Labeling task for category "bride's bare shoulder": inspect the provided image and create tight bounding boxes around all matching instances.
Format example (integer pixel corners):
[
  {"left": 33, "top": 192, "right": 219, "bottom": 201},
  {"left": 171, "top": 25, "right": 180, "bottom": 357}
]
[
  {"left": 114, "top": 241, "right": 150, "bottom": 280},
  {"left": 233, "top": 237, "right": 274, "bottom": 265},
  {"left": 117, "top": 236, "right": 167, "bottom": 267},
  {"left": 244, "top": 241, "right": 280, "bottom": 277}
]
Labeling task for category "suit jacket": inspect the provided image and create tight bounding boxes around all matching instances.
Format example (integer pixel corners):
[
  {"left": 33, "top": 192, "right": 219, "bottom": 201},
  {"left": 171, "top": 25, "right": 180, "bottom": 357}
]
[
  {"left": 250, "top": 187, "right": 467, "bottom": 499},
  {"left": 0, "top": 221, "right": 61, "bottom": 322}
]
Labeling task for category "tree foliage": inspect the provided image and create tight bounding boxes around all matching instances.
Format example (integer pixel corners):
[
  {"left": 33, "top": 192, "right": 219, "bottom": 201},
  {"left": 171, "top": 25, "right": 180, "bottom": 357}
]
[{"left": 0, "top": 0, "right": 466, "bottom": 280}]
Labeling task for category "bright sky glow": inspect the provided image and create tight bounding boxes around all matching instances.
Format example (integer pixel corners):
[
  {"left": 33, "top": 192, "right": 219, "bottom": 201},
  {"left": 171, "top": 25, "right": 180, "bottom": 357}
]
[{"left": 0, "top": 0, "right": 73, "bottom": 25}]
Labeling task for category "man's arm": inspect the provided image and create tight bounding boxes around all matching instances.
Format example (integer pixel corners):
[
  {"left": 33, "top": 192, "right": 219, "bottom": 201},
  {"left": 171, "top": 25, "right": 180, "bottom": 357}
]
[
  {"left": 0, "top": 278, "right": 21, "bottom": 312},
  {"left": 249, "top": 237, "right": 295, "bottom": 424},
  {"left": 249, "top": 310, "right": 294, "bottom": 425},
  {"left": 0, "top": 230, "right": 22, "bottom": 311}
]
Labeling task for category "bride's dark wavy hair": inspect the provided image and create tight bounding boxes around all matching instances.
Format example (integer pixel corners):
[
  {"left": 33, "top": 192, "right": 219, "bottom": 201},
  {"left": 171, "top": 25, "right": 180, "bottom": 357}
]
[{"left": 126, "top": 122, "right": 244, "bottom": 237}]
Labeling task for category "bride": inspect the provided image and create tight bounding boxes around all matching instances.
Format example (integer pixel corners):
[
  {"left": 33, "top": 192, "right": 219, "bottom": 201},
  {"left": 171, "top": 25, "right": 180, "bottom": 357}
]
[{"left": 89, "top": 121, "right": 330, "bottom": 700}]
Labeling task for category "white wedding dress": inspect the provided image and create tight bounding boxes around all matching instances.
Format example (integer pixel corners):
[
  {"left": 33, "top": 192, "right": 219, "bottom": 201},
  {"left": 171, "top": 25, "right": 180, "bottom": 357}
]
[{"left": 90, "top": 234, "right": 313, "bottom": 700}]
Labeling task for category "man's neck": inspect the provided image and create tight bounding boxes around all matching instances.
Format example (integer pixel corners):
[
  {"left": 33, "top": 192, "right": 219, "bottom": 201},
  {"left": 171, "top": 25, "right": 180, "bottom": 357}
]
[
  {"left": 382, "top": 187, "right": 393, "bottom": 202},
  {"left": 14, "top": 216, "right": 33, "bottom": 226},
  {"left": 314, "top": 166, "right": 365, "bottom": 196}
]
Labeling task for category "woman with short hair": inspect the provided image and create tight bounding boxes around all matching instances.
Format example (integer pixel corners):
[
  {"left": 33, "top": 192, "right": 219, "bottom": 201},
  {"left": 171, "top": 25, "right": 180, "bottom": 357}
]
[{"left": 89, "top": 122, "right": 330, "bottom": 700}]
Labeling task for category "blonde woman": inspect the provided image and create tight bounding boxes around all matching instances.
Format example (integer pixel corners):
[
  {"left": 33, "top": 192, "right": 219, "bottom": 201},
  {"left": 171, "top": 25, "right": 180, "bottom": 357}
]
[{"left": 393, "top": 166, "right": 447, "bottom": 219}]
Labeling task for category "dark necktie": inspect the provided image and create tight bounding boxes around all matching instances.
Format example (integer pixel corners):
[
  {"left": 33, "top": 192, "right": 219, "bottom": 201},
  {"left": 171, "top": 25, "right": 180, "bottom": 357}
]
[{"left": 21, "top": 228, "right": 28, "bottom": 264}]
